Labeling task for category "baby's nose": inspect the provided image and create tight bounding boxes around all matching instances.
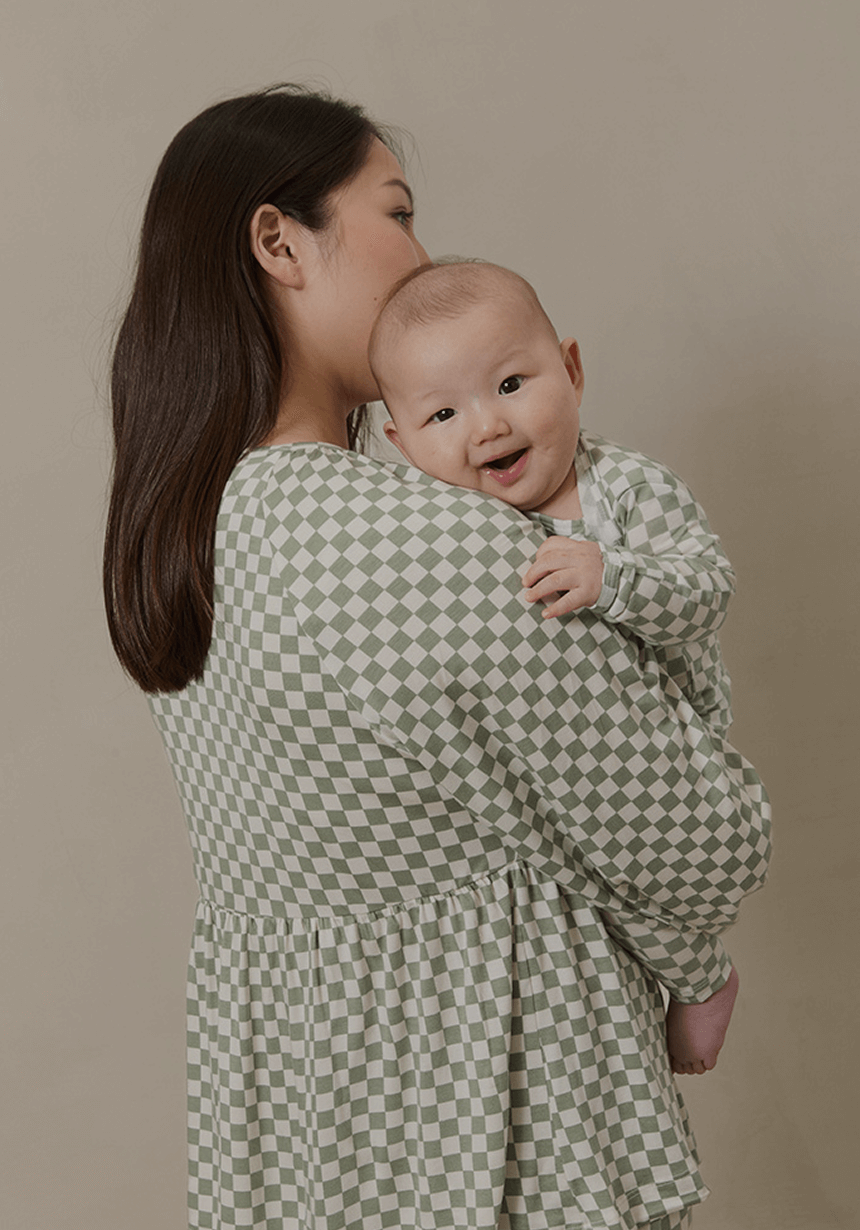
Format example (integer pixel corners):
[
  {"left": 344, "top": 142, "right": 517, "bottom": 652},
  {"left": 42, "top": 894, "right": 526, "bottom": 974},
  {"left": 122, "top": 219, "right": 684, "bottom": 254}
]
[{"left": 470, "top": 407, "right": 511, "bottom": 446}]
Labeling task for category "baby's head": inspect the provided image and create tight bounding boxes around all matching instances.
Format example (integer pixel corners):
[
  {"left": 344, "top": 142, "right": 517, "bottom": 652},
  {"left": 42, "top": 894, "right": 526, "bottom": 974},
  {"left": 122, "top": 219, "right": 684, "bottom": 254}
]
[{"left": 369, "top": 260, "right": 584, "bottom": 515}]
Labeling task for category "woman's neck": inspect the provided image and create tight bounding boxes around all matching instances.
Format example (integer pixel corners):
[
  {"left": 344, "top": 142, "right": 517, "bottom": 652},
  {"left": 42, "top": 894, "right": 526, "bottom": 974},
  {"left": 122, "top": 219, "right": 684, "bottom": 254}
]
[
  {"left": 263, "top": 371, "right": 353, "bottom": 449},
  {"left": 263, "top": 405, "right": 350, "bottom": 449}
]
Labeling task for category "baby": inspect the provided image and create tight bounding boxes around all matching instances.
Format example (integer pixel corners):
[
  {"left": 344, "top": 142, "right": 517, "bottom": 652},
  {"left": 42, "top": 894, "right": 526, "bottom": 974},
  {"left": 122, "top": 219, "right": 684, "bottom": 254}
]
[{"left": 368, "top": 259, "right": 740, "bottom": 1074}]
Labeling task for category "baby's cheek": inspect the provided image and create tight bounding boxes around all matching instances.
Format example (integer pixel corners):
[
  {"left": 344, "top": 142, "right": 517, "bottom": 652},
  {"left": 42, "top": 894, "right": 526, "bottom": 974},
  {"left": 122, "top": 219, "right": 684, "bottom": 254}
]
[{"left": 425, "top": 449, "right": 461, "bottom": 483}]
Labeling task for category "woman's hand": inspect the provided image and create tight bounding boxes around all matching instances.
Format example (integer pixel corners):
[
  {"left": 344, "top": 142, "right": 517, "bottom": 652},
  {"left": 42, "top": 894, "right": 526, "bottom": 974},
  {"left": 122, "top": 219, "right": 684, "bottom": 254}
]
[{"left": 522, "top": 536, "right": 604, "bottom": 618}]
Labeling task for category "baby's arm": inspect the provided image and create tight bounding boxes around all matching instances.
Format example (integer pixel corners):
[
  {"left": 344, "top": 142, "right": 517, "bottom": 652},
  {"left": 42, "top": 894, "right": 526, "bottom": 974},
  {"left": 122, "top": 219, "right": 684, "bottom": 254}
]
[
  {"left": 666, "top": 965, "right": 740, "bottom": 1075},
  {"left": 524, "top": 452, "right": 734, "bottom": 644}
]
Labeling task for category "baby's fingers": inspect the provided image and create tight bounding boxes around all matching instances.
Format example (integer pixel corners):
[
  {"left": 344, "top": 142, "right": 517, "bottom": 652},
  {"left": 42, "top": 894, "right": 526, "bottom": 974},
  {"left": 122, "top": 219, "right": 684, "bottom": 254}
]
[
  {"left": 522, "top": 558, "right": 565, "bottom": 589},
  {"left": 523, "top": 571, "right": 575, "bottom": 603},
  {"left": 538, "top": 591, "right": 585, "bottom": 619},
  {"left": 524, "top": 572, "right": 589, "bottom": 618}
]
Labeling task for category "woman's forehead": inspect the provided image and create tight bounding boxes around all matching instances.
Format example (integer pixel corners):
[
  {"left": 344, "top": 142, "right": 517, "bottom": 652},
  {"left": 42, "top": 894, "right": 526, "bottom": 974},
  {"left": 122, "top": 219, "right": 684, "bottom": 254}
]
[{"left": 334, "top": 138, "right": 410, "bottom": 206}]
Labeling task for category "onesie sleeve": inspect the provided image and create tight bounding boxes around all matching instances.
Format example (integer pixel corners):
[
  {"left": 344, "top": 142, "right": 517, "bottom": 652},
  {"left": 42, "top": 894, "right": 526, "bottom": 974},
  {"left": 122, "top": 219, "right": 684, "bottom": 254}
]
[
  {"left": 588, "top": 460, "right": 736, "bottom": 647},
  {"left": 265, "top": 447, "right": 769, "bottom": 1002}
]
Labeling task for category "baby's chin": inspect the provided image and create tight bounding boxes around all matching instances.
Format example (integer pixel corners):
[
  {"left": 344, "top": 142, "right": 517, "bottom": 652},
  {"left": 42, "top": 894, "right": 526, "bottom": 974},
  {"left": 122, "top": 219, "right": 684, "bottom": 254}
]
[
  {"left": 498, "top": 492, "right": 532, "bottom": 511},
  {"left": 473, "top": 482, "right": 533, "bottom": 512}
]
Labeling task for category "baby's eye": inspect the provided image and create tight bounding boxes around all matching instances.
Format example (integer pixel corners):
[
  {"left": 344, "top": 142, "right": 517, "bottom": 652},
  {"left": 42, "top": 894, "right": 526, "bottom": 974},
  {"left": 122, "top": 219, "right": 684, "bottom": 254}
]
[
  {"left": 499, "top": 375, "right": 524, "bottom": 395},
  {"left": 428, "top": 407, "right": 456, "bottom": 424}
]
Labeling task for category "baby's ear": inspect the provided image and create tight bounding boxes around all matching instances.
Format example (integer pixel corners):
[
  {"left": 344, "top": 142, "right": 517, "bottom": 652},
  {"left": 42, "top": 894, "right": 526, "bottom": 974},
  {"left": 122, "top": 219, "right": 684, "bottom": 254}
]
[
  {"left": 559, "top": 337, "right": 585, "bottom": 406},
  {"left": 382, "top": 419, "right": 407, "bottom": 456}
]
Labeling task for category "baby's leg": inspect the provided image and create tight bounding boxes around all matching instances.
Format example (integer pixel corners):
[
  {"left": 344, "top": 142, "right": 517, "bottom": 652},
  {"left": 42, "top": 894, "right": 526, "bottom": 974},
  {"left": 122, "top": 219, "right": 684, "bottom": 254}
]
[{"left": 666, "top": 965, "right": 739, "bottom": 1075}]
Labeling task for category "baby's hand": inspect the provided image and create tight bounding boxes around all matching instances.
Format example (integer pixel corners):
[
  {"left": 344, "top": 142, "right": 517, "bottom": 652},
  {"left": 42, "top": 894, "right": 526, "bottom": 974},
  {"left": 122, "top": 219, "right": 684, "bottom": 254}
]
[
  {"left": 666, "top": 966, "right": 740, "bottom": 1075},
  {"left": 522, "top": 536, "right": 604, "bottom": 618}
]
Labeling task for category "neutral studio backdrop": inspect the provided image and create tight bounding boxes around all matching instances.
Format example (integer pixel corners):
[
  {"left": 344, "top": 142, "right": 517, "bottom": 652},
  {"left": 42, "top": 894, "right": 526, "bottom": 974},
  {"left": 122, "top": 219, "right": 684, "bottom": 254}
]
[{"left": 2, "top": 3, "right": 857, "bottom": 1228}]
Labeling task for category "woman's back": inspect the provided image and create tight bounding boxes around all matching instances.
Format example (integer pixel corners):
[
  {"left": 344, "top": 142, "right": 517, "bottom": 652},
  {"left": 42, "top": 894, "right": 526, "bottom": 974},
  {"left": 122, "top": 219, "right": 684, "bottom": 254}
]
[{"left": 151, "top": 443, "right": 516, "bottom": 920}]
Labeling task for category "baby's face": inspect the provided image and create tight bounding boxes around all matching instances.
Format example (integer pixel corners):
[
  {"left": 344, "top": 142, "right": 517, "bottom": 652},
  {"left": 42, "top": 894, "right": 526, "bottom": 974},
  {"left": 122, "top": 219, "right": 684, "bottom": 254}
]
[{"left": 380, "top": 297, "right": 584, "bottom": 515}]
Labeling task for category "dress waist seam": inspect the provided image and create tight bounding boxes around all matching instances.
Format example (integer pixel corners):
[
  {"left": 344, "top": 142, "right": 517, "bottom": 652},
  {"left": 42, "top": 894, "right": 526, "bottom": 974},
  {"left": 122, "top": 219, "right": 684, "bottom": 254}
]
[{"left": 194, "top": 856, "right": 574, "bottom": 937}]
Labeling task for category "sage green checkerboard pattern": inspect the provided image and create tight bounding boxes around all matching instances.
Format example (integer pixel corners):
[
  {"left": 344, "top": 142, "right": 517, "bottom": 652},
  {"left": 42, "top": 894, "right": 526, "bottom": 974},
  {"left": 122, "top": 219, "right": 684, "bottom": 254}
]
[
  {"left": 652, "top": 1213, "right": 692, "bottom": 1230},
  {"left": 529, "top": 433, "right": 734, "bottom": 738},
  {"left": 149, "top": 442, "right": 769, "bottom": 1229}
]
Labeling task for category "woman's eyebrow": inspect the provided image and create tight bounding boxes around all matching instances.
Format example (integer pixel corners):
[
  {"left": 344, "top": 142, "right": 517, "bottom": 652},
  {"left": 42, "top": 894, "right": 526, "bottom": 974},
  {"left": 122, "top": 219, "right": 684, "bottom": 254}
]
[{"left": 383, "top": 178, "right": 414, "bottom": 209}]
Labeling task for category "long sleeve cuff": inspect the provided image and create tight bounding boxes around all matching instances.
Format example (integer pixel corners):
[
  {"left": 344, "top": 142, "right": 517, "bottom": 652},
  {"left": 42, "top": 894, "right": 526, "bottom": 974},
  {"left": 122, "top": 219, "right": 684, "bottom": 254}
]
[
  {"left": 587, "top": 545, "right": 623, "bottom": 614},
  {"left": 600, "top": 907, "right": 734, "bottom": 1003}
]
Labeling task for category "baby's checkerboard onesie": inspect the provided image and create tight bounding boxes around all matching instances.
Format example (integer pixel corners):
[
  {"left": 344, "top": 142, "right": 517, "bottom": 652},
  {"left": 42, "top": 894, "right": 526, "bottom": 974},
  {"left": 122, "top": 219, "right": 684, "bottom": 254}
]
[
  {"left": 528, "top": 433, "right": 734, "bottom": 738},
  {"left": 149, "top": 442, "right": 770, "bottom": 1230}
]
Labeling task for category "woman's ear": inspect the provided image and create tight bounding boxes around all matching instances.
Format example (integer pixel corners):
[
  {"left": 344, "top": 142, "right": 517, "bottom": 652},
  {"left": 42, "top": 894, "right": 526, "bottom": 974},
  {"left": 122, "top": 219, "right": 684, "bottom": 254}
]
[
  {"left": 559, "top": 337, "right": 585, "bottom": 407},
  {"left": 249, "top": 204, "right": 307, "bottom": 288}
]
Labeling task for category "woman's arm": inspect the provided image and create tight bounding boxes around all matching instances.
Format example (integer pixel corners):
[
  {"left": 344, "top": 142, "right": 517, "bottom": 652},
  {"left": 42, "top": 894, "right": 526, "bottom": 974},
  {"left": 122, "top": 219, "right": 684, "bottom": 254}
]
[{"left": 262, "top": 446, "right": 770, "bottom": 1001}]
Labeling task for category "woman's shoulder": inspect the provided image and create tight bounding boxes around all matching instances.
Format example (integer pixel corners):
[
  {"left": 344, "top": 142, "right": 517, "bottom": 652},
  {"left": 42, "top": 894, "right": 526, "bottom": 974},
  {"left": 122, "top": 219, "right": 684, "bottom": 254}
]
[
  {"left": 223, "top": 441, "right": 384, "bottom": 516},
  {"left": 217, "top": 443, "right": 548, "bottom": 617},
  {"left": 229, "top": 440, "right": 425, "bottom": 495},
  {"left": 226, "top": 442, "right": 537, "bottom": 542}
]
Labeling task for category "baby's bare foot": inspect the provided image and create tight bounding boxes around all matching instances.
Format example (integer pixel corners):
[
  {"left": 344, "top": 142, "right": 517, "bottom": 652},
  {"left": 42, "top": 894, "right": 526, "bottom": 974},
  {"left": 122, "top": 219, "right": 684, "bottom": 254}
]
[{"left": 666, "top": 966, "right": 739, "bottom": 1075}]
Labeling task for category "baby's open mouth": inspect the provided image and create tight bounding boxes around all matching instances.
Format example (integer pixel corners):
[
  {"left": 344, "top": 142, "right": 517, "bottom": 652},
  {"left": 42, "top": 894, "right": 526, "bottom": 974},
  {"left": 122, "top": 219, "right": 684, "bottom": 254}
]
[{"left": 486, "top": 448, "right": 527, "bottom": 471}]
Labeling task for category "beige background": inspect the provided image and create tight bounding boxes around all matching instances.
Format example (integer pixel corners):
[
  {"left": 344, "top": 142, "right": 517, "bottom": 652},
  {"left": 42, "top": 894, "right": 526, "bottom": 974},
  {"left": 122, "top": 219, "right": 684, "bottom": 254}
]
[{"left": 2, "top": 2, "right": 857, "bottom": 1227}]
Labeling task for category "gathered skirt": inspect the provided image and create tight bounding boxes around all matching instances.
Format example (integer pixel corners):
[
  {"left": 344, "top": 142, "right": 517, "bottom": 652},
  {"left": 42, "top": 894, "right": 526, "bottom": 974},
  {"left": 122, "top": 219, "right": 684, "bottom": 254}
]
[{"left": 186, "top": 860, "right": 706, "bottom": 1229}]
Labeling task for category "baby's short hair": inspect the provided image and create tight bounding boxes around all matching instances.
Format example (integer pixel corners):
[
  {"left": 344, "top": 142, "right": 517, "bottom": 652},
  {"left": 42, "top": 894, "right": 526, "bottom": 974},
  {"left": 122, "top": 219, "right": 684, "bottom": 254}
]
[{"left": 368, "top": 258, "right": 557, "bottom": 384}]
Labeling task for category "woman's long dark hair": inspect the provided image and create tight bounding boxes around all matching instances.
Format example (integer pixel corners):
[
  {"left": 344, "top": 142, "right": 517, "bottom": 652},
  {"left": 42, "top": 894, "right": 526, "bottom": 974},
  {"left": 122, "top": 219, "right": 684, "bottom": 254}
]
[{"left": 104, "top": 85, "right": 384, "bottom": 693}]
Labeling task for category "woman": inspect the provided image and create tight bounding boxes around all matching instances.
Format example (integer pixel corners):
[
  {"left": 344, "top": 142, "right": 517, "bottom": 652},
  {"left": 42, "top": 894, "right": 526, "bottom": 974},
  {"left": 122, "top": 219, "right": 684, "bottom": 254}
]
[{"left": 104, "top": 85, "right": 769, "bottom": 1230}]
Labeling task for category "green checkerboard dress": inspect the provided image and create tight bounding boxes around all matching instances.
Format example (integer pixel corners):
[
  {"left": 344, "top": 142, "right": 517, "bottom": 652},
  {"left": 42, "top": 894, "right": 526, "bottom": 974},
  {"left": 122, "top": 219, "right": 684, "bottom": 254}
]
[
  {"left": 528, "top": 433, "right": 734, "bottom": 737},
  {"left": 148, "top": 442, "right": 770, "bottom": 1230}
]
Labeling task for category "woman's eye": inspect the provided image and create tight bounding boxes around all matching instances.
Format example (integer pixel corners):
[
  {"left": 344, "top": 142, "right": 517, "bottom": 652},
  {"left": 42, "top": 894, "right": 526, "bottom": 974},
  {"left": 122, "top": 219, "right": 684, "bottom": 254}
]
[
  {"left": 393, "top": 209, "right": 414, "bottom": 228},
  {"left": 499, "top": 375, "right": 524, "bottom": 395},
  {"left": 429, "top": 407, "right": 456, "bottom": 424}
]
